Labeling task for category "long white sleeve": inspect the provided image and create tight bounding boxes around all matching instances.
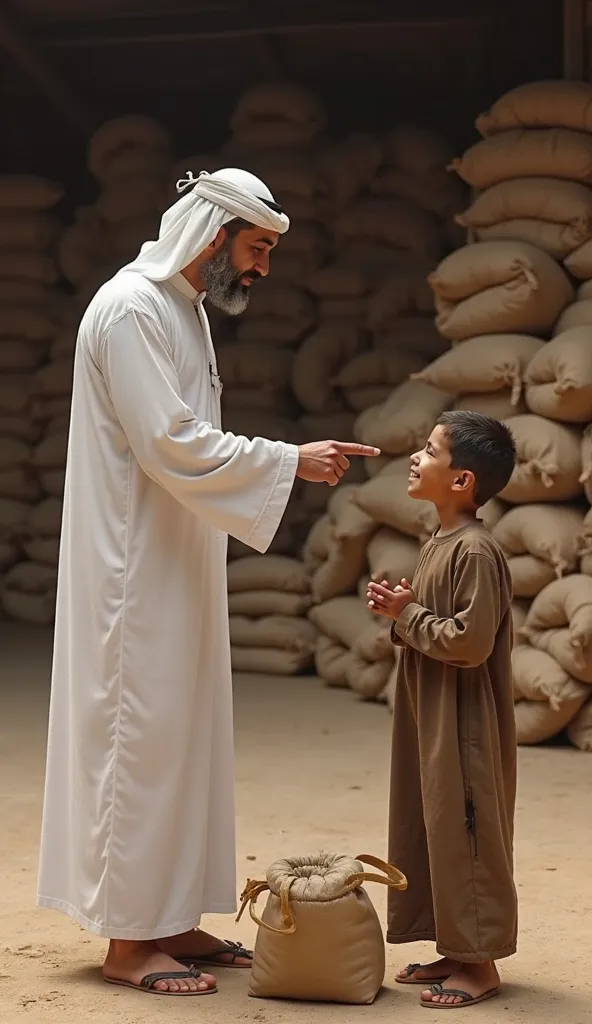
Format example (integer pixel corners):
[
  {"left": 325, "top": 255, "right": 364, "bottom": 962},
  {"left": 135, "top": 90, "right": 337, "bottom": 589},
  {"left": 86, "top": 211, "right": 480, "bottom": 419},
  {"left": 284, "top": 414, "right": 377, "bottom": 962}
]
[{"left": 97, "top": 308, "right": 298, "bottom": 552}]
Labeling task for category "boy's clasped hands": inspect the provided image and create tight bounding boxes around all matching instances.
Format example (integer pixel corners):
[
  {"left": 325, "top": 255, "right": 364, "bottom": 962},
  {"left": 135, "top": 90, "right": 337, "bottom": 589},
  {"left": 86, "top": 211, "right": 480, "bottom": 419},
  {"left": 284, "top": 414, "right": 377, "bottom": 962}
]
[{"left": 367, "top": 577, "right": 416, "bottom": 619}]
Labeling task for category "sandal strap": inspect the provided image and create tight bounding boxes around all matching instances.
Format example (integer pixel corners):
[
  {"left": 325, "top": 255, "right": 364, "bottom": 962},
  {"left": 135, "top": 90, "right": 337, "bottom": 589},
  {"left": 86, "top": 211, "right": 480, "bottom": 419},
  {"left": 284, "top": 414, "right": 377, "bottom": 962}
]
[
  {"left": 141, "top": 966, "right": 201, "bottom": 990},
  {"left": 429, "top": 984, "right": 472, "bottom": 1002},
  {"left": 404, "top": 963, "right": 421, "bottom": 977},
  {"left": 222, "top": 939, "right": 252, "bottom": 959}
]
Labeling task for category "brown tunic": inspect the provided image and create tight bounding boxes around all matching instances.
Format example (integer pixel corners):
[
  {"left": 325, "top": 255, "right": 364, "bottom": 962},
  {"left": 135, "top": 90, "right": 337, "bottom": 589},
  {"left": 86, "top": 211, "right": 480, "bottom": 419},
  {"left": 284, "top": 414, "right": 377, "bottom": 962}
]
[{"left": 387, "top": 522, "right": 518, "bottom": 963}]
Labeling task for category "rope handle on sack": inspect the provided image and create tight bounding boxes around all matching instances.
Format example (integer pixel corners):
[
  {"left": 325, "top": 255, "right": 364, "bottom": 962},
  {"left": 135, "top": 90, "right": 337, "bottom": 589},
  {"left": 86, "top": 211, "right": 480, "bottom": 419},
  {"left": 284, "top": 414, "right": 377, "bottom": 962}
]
[{"left": 236, "top": 854, "right": 407, "bottom": 936}]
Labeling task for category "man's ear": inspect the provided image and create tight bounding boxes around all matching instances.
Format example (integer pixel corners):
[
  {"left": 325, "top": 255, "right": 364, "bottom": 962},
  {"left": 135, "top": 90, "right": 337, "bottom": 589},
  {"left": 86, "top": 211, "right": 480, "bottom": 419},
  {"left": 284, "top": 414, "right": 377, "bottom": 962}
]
[{"left": 209, "top": 226, "right": 227, "bottom": 250}]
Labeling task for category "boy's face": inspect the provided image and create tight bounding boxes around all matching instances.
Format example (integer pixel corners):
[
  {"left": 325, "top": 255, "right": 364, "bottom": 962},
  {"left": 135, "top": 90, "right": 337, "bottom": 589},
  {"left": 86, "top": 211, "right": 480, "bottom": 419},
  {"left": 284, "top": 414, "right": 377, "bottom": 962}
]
[{"left": 408, "top": 425, "right": 475, "bottom": 504}]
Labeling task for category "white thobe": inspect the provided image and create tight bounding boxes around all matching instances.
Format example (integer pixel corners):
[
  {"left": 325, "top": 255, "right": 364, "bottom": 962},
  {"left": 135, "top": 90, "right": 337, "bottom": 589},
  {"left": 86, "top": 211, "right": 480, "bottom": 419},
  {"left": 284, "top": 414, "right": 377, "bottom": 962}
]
[{"left": 36, "top": 269, "right": 298, "bottom": 940}]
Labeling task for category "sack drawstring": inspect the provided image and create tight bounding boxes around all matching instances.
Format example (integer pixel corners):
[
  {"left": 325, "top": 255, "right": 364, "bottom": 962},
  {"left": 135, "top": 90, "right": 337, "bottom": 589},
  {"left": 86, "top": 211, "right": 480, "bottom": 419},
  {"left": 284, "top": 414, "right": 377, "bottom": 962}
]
[{"left": 236, "top": 854, "right": 407, "bottom": 936}]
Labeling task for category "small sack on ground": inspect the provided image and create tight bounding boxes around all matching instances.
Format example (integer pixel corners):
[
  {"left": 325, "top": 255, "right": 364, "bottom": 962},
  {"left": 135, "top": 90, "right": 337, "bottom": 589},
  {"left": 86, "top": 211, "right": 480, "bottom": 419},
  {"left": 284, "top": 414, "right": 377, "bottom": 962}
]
[{"left": 239, "top": 852, "right": 407, "bottom": 1004}]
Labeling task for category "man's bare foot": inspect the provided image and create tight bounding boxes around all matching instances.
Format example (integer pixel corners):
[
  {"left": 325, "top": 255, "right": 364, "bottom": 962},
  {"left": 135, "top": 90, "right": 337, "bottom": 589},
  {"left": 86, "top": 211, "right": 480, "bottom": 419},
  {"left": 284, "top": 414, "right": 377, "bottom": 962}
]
[
  {"left": 396, "top": 957, "right": 459, "bottom": 984},
  {"left": 158, "top": 929, "right": 252, "bottom": 967},
  {"left": 421, "top": 961, "right": 500, "bottom": 1005},
  {"left": 103, "top": 939, "right": 217, "bottom": 993}
]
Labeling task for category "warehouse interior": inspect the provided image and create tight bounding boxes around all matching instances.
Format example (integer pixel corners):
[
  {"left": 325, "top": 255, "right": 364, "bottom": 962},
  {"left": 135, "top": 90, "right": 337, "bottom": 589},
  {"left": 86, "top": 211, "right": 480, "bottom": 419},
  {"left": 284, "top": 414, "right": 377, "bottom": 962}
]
[{"left": 1, "top": 1, "right": 591, "bottom": 1020}]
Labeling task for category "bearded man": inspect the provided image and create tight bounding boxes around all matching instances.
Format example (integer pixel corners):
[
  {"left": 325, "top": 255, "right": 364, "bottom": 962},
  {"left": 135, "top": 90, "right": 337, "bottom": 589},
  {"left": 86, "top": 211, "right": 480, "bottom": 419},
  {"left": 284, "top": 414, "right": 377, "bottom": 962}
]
[{"left": 36, "top": 168, "right": 379, "bottom": 996}]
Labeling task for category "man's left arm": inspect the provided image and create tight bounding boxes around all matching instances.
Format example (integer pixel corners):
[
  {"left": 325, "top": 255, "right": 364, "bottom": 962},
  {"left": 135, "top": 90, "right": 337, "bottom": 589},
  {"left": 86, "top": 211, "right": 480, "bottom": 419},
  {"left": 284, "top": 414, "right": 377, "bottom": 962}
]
[{"left": 394, "top": 553, "right": 501, "bottom": 668}]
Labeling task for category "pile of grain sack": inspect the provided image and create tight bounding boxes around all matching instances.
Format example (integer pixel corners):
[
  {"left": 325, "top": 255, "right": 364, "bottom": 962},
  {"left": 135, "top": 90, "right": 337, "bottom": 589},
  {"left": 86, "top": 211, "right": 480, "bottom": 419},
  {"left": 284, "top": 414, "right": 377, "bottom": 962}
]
[
  {"left": 303, "top": 80, "right": 592, "bottom": 751},
  {"left": 0, "top": 174, "right": 70, "bottom": 626}
]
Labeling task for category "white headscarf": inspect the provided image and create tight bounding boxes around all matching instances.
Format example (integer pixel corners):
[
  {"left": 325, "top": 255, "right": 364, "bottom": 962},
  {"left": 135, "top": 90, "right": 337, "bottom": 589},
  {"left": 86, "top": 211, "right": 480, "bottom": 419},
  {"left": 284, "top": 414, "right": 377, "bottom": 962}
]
[{"left": 120, "top": 167, "right": 290, "bottom": 282}]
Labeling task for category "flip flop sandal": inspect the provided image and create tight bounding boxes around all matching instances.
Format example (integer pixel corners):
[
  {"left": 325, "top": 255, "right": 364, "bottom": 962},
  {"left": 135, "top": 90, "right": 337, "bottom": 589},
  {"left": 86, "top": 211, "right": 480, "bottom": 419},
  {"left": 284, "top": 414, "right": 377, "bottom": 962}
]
[
  {"left": 420, "top": 983, "right": 501, "bottom": 1008},
  {"left": 104, "top": 964, "right": 218, "bottom": 996},
  {"left": 179, "top": 939, "right": 253, "bottom": 970},
  {"left": 396, "top": 963, "right": 451, "bottom": 986}
]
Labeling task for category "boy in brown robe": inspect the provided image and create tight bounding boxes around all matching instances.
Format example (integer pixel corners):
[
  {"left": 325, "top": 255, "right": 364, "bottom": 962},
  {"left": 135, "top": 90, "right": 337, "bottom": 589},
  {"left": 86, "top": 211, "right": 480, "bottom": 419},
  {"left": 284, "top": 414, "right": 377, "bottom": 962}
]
[{"left": 367, "top": 411, "right": 518, "bottom": 1009}]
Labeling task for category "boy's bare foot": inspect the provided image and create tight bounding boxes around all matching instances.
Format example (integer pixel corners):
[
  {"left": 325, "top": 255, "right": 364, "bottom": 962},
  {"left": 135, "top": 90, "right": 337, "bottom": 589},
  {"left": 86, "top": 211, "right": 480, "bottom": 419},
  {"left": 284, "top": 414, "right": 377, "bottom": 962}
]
[
  {"left": 158, "top": 928, "right": 252, "bottom": 967},
  {"left": 103, "top": 940, "right": 217, "bottom": 993},
  {"left": 396, "top": 957, "right": 459, "bottom": 984},
  {"left": 421, "top": 961, "right": 500, "bottom": 1006}
]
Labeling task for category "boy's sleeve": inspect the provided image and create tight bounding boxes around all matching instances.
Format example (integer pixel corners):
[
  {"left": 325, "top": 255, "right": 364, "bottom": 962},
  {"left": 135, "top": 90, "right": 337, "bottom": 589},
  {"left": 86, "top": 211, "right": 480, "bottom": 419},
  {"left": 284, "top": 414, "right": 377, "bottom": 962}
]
[
  {"left": 390, "top": 622, "right": 407, "bottom": 648},
  {"left": 393, "top": 552, "right": 501, "bottom": 668}
]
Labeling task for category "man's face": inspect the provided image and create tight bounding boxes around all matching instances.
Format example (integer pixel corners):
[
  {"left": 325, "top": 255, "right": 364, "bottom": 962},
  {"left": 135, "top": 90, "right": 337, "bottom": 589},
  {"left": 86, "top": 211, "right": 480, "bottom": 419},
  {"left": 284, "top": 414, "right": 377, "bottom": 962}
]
[{"left": 201, "top": 225, "right": 279, "bottom": 315}]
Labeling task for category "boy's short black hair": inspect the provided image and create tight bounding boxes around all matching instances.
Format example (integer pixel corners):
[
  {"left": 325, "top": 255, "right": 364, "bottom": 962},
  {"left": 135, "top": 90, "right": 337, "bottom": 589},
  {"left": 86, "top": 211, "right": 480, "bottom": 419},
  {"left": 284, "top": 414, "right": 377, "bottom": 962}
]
[{"left": 437, "top": 410, "right": 516, "bottom": 506}]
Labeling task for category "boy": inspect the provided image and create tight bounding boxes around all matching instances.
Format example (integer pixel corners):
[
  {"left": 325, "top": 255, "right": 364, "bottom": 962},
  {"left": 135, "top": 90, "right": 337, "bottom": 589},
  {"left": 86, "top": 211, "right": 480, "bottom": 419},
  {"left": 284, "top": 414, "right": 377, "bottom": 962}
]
[{"left": 367, "top": 411, "right": 518, "bottom": 1010}]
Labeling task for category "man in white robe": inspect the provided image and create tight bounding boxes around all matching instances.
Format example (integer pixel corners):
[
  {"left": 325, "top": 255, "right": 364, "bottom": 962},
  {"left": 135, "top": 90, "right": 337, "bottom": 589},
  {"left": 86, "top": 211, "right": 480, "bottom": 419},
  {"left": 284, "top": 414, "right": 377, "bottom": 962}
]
[{"left": 36, "top": 168, "right": 379, "bottom": 996}]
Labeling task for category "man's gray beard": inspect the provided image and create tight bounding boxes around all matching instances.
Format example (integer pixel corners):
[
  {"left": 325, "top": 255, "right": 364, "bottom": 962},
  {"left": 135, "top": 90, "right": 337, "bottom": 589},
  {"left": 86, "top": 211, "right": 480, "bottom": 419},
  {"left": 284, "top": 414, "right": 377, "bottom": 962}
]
[{"left": 201, "top": 242, "right": 252, "bottom": 315}]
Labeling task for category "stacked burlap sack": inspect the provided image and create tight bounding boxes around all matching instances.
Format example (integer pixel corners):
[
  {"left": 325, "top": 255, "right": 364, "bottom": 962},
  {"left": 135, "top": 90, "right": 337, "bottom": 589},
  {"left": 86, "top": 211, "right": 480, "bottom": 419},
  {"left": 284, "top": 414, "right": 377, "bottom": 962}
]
[
  {"left": 227, "top": 555, "right": 317, "bottom": 675},
  {"left": 0, "top": 174, "right": 68, "bottom": 624},
  {"left": 59, "top": 115, "right": 172, "bottom": 313}
]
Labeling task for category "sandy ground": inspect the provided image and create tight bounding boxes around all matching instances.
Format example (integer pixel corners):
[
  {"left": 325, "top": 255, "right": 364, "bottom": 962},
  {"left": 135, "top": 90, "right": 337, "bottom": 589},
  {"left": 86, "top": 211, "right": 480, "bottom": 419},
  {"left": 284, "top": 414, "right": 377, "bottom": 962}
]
[{"left": 0, "top": 622, "right": 591, "bottom": 1024}]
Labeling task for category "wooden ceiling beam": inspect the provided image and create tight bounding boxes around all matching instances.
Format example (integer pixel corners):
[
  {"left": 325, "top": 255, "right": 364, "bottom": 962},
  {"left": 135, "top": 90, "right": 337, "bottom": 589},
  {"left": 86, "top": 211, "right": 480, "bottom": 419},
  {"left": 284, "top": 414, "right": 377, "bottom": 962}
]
[{"left": 0, "top": 1, "right": 93, "bottom": 135}]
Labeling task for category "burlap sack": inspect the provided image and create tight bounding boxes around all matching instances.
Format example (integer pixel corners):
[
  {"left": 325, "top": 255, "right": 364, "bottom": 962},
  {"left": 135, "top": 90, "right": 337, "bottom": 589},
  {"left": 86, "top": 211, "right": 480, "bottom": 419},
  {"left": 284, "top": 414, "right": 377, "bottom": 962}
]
[
  {"left": 343, "top": 387, "right": 393, "bottom": 414},
  {"left": 346, "top": 653, "right": 393, "bottom": 700},
  {"left": 474, "top": 220, "right": 586, "bottom": 259},
  {"left": 511, "top": 599, "right": 531, "bottom": 642},
  {"left": 23, "top": 536, "right": 59, "bottom": 567},
  {"left": 297, "top": 413, "right": 356, "bottom": 445},
  {"left": 229, "top": 614, "right": 317, "bottom": 652},
  {"left": 316, "top": 133, "right": 383, "bottom": 211},
  {"left": 415, "top": 333, "right": 542, "bottom": 404},
  {"left": 450, "top": 129, "right": 592, "bottom": 189},
  {"left": 0, "top": 439, "right": 31, "bottom": 472},
  {"left": 521, "top": 574, "right": 592, "bottom": 683},
  {"left": 0, "top": 468, "right": 40, "bottom": 502},
  {"left": 429, "top": 242, "right": 573, "bottom": 341},
  {"left": 217, "top": 344, "right": 293, "bottom": 392},
  {"left": 582, "top": 426, "right": 592, "bottom": 503},
  {"left": 512, "top": 645, "right": 588, "bottom": 706},
  {"left": 500, "top": 416, "right": 583, "bottom": 503},
  {"left": 0, "top": 212, "right": 59, "bottom": 250},
  {"left": 299, "top": 462, "right": 367, "bottom": 515},
  {"left": 0, "top": 340, "right": 44, "bottom": 373},
  {"left": 454, "top": 390, "right": 528, "bottom": 419},
  {"left": 364, "top": 454, "right": 393, "bottom": 479},
  {"left": 302, "top": 515, "right": 332, "bottom": 573},
  {"left": 0, "top": 309, "right": 57, "bottom": 345},
  {"left": 0, "top": 417, "right": 41, "bottom": 444},
  {"left": 351, "top": 618, "right": 393, "bottom": 663},
  {"left": 565, "top": 239, "right": 592, "bottom": 279},
  {"left": 230, "top": 82, "right": 326, "bottom": 150},
  {"left": 310, "top": 535, "right": 369, "bottom": 604},
  {"left": 373, "top": 319, "right": 449, "bottom": 361},
  {"left": 334, "top": 350, "right": 426, "bottom": 392},
  {"left": 354, "top": 380, "right": 453, "bottom": 456},
  {"left": 240, "top": 853, "right": 407, "bottom": 1004},
  {"left": 524, "top": 327, "right": 592, "bottom": 422},
  {"left": 492, "top": 504, "right": 584, "bottom": 581},
  {"left": 506, "top": 556, "right": 558, "bottom": 599},
  {"left": 367, "top": 272, "right": 435, "bottom": 333},
  {"left": 222, "top": 388, "right": 296, "bottom": 417},
  {"left": 0, "top": 497, "right": 28, "bottom": 543},
  {"left": 39, "top": 469, "right": 65, "bottom": 498},
  {"left": 314, "top": 635, "right": 350, "bottom": 688},
  {"left": 88, "top": 115, "right": 170, "bottom": 183},
  {"left": 230, "top": 646, "right": 312, "bottom": 675},
  {"left": 0, "top": 174, "right": 63, "bottom": 210},
  {"left": 291, "top": 324, "right": 367, "bottom": 413},
  {"left": 228, "top": 591, "right": 312, "bottom": 618},
  {"left": 577, "top": 281, "right": 592, "bottom": 300},
  {"left": 476, "top": 81, "right": 592, "bottom": 136},
  {"left": 0, "top": 250, "right": 57, "bottom": 284},
  {"left": 1, "top": 561, "right": 56, "bottom": 625},
  {"left": 354, "top": 459, "right": 438, "bottom": 543},
  {"left": 366, "top": 528, "right": 421, "bottom": 584},
  {"left": 241, "top": 283, "right": 316, "bottom": 325},
  {"left": 309, "top": 248, "right": 399, "bottom": 299},
  {"left": 577, "top": 508, "right": 592, "bottom": 577},
  {"left": 369, "top": 166, "right": 465, "bottom": 220},
  {"left": 33, "top": 359, "right": 74, "bottom": 398},
  {"left": 335, "top": 198, "right": 440, "bottom": 261},
  {"left": 32, "top": 432, "right": 68, "bottom": 471},
  {"left": 457, "top": 177, "right": 592, "bottom": 231},
  {"left": 308, "top": 596, "right": 372, "bottom": 649},
  {"left": 514, "top": 696, "right": 588, "bottom": 745},
  {"left": 553, "top": 300, "right": 592, "bottom": 336},
  {"left": 222, "top": 410, "right": 293, "bottom": 444},
  {"left": 566, "top": 697, "right": 592, "bottom": 751},
  {"left": 227, "top": 556, "right": 310, "bottom": 594}
]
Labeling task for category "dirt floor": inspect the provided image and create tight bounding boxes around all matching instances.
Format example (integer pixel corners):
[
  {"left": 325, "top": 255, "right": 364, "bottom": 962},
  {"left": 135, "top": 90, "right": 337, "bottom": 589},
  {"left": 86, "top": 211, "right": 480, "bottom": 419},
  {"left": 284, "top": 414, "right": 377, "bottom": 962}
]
[{"left": 0, "top": 622, "right": 590, "bottom": 1024}]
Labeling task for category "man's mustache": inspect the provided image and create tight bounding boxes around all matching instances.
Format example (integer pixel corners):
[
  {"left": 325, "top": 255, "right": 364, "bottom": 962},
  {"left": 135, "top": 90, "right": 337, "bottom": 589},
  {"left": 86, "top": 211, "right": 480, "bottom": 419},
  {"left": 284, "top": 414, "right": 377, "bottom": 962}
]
[{"left": 239, "top": 270, "right": 262, "bottom": 284}]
